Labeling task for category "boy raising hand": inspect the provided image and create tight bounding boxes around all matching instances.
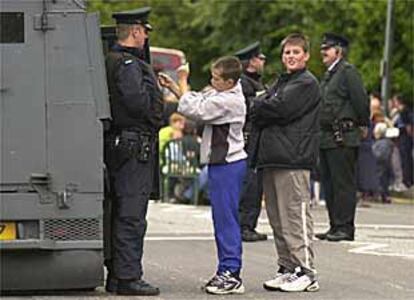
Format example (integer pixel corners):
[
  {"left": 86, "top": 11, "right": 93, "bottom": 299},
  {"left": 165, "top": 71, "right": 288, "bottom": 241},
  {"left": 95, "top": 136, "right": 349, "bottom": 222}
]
[{"left": 160, "top": 56, "right": 247, "bottom": 295}]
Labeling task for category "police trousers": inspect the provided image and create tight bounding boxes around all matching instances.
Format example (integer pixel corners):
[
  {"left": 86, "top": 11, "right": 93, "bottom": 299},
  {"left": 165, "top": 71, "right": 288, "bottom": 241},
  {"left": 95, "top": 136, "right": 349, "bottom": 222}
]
[
  {"left": 239, "top": 167, "right": 263, "bottom": 231},
  {"left": 320, "top": 147, "right": 358, "bottom": 236},
  {"left": 106, "top": 153, "right": 154, "bottom": 280}
]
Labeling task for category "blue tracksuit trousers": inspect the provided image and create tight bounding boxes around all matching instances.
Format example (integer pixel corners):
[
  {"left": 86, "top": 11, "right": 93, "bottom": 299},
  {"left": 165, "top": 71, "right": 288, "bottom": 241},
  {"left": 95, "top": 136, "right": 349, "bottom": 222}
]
[{"left": 208, "top": 159, "right": 247, "bottom": 275}]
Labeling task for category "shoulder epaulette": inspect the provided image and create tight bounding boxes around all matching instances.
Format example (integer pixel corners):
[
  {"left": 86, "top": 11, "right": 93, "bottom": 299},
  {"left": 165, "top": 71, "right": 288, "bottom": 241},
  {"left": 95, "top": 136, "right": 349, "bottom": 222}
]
[
  {"left": 121, "top": 52, "right": 136, "bottom": 66},
  {"left": 343, "top": 61, "right": 354, "bottom": 69}
]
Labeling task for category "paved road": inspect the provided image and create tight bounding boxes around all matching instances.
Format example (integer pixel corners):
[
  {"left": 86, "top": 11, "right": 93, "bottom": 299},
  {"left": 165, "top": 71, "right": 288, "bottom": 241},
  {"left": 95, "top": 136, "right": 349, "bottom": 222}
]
[{"left": 4, "top": 202, "right": 414, "bottom": 299}]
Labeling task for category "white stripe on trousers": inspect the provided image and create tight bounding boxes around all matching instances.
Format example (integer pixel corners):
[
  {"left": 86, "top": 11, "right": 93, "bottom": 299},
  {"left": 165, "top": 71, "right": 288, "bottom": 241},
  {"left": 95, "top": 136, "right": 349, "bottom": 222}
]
[{"left": 301, "top": 201, "right": 310, "bottom": 269}]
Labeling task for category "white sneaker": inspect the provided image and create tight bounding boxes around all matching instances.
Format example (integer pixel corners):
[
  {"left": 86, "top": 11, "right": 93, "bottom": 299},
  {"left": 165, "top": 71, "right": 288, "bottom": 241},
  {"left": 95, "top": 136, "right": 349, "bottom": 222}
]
[
  {"left": 279, "top": 267, "right": 319, "bottom": 292},
  {"left": 263, "top": 267, "right": 292, "bottom": 291},
  {"left": 392, "top": 182, "right": 408, "bottom": 192}
]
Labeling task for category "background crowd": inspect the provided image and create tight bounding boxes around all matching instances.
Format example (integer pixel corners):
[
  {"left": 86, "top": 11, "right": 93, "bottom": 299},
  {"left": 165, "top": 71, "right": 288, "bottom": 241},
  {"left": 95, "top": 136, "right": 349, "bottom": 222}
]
[{"left": 356, "top": 93, "right": 413, "bottom": 204}]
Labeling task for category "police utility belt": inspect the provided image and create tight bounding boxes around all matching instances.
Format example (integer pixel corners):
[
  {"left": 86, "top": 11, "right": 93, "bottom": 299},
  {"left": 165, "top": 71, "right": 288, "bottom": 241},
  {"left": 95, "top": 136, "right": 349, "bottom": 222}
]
[
  {"left": 322, "top": 119, "right": 357, "bottom": 144},
  {"left": 113, "top": 129, "right": 154, "bottom": 163}
]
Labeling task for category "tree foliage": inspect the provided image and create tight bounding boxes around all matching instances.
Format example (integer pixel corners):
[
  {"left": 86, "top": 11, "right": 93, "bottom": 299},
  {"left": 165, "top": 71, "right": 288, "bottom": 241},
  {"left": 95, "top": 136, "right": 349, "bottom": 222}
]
[{"left": 88, "top": 0, "right": 413, "bottom": 103}]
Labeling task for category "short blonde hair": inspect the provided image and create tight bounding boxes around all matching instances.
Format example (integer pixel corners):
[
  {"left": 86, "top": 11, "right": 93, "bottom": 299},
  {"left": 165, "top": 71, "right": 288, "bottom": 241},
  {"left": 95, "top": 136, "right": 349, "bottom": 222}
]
[{"left": 169, "top": 113, "right": 185, "bottom": 124}]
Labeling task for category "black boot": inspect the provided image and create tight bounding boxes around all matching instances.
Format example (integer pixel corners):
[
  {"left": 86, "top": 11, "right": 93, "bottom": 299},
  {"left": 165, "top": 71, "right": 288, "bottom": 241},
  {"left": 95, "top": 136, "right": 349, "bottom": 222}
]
[
  {"left": 242, "top": 229, "right": 267, "bottom": 242},
  {"left": 326, "top": 231, "right": 354, "bottom": 242},
  {"left": 315, "top": 228, "right": 334, "bottom": 240},
  {"left": 105, "top": 276, "right": 117, "bottom": 293},
  {"left": 117, "top": 279, "right": 160, "bottom": 296}
]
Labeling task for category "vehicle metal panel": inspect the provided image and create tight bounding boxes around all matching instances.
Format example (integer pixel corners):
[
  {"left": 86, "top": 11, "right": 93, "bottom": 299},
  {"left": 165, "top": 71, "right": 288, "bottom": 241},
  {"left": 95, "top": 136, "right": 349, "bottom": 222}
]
[{"left": 1, "top": 1, "right": 46, "bottom": 184}]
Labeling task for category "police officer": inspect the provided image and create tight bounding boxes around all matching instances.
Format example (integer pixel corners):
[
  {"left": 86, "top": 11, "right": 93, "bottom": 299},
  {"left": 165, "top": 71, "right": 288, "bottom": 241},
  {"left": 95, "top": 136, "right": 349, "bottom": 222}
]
[
  {"left": 103, "top": 7, "right": 163, "bottom": 295},
  {"left": 316, "top": 33, "right": 369, "bottom": 242},
  {"left": 235, "top": 42, "right": 267, "bottom": 242}
]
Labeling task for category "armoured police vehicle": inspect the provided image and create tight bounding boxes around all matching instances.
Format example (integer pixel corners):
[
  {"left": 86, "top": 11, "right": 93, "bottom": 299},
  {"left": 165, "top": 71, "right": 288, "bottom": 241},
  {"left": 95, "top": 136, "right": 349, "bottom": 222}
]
[{"left": 0, "top": 0, "right": 109, "bottom": 291}]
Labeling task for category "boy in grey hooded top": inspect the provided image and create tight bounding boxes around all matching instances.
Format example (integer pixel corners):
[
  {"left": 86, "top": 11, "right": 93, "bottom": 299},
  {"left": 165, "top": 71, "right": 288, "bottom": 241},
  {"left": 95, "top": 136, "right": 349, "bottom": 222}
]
[
  {"left": 178, "top": 81, "right": 247, "bottom": 165},
  {"left": 160, "top": 56, "right": 247, "bottom": 295}
]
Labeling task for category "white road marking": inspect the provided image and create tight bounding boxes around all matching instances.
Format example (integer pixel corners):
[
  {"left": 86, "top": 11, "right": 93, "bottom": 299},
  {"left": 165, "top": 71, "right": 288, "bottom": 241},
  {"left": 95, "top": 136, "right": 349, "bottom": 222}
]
[
  {"left": 151, "top": 204, "right": 414, "bottom": 260},
  {"left": 385, "top": 282, "right": 414, "bottom": 292},
  {"left": 348, "top": 242, "right": 414, "bottom": 259},
  {"left": 146, "top": 236, "right": 414, "bottom": 260},
  {"left": 193, "top": 212, "right": 211, "bottom": 219},
  {"left": 313, "top": 222, "right": 414, "bottom": 230}
]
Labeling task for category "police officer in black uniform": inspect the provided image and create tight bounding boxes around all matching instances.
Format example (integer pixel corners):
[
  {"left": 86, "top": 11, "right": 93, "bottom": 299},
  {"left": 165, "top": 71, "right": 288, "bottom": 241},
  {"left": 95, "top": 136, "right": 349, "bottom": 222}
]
[
  {"left": 103, "top": 7, "right": 163, "bottom": 295},
  {"left": 316, "top": 33, "right": 369, "bottom": 242},
  {"left": 235, "top": 42, "right": 268, "bottom": 242}
]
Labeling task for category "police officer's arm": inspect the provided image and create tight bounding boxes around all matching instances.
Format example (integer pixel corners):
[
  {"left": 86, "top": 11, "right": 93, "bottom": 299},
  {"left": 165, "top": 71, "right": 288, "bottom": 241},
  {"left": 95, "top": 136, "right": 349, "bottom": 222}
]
[
  {"left": 253, "top": 79, "right": 320, "bottom": 127},
  {"left": 240, "top": 78, "right": 256, "bottom": 110},
  {"left": 117, "top": 61, "right": 153, "bottom": 116},
  {"left": 344, "top": 67, "right": 370, "bottom": 126}
]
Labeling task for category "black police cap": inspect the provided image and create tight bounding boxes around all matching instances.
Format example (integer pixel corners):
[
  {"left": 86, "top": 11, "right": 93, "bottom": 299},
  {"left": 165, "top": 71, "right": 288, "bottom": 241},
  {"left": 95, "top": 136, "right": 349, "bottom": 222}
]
[
  {"left": 112, "top": 7, "right": 153, "bottom": 31},
  {"left": 235, "top": 41, "right": 266, "bottom": 61},
  {"left": 321, "top": 32, "right": 349, "bottom": 49}
]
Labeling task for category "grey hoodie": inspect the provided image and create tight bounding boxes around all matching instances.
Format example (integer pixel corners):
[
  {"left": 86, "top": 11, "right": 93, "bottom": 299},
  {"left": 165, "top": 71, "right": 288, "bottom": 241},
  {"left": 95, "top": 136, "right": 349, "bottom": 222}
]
[{"left": 178, "top": 82, "right": 247, "bottom": 164}]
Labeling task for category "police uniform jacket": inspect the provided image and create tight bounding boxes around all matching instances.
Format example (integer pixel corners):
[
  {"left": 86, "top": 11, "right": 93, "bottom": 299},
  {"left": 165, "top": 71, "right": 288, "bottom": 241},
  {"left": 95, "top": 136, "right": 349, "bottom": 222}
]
[
  {"left": 251, "top": 69, "right": 321, "bottom": 170},
  {"left": 320, "top": 59, "right": 369, "bottom": 149},
  {"left": 240, "top": 71, "right": 265, "bottom": 138},
  {"left": 105, "top": 44, "right": 163, "bottom": 134}
]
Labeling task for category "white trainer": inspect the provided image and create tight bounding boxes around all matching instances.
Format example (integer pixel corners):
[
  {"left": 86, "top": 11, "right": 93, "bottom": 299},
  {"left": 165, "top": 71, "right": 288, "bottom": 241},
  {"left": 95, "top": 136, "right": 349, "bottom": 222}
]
[
  {"left": 279, "top": 267, "right": 320, "bottom": 292},
  {"left": 263, "top": 268, "right": 292, "bottom": 291}
]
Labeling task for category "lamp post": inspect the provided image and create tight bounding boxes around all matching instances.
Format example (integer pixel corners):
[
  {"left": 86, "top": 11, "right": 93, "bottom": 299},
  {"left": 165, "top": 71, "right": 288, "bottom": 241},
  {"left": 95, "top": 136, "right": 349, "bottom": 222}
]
[{"left": 380, "top": 0, "right": 394, "bottom": 116}]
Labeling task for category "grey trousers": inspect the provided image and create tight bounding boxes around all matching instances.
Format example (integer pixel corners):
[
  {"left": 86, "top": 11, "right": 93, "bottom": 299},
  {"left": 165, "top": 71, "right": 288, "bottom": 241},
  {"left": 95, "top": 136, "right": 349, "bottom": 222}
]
[{"left": 263, "top": 168, "right": 315, "bottom": 274}]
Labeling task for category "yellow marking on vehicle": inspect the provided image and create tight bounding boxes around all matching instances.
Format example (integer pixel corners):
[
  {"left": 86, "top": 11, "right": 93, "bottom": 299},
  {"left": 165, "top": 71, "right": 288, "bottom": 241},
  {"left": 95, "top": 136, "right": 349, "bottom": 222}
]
[{"left": 0, "top": 222, "right": 16, "bottom": 240}]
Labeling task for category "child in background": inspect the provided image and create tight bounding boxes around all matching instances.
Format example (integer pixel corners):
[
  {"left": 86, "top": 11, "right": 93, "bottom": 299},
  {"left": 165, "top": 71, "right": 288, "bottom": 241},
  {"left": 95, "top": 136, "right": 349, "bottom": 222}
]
[
  {"left": 159, "top": 112, "right": 186, "bottom": 153},
  {"left": 372, "top": 122, "right": 394, "bottom": 204}
]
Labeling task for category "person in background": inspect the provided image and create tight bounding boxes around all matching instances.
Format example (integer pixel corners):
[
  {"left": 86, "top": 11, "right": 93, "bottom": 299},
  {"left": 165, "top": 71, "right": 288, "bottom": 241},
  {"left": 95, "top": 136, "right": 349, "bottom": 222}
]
[
  {"left": 316, "top": 33, "right": 369, "bottom": 242},
  {"left": 372, "top": 122, "right": 394, "bottom": 204},
  {"left": 252, "top": 33, "right": 321, "bottom": 292},
  {"left": 159, "top": 112, "right": 186, "bottom": 153},
  {"left": 393, "top": 94, "right": 413, "bottom": 188},
  {"left": 172, "top": 119, "right": 209, "bottom": 204},
  {"left": 160, "top": 56, "right": 247, "bottom": 295},
  {"left": 235, "top": 41, "right": 268, "bottom": 242},
  {"left": 356, "top": 92, "right": 381, "bottom": 205}
]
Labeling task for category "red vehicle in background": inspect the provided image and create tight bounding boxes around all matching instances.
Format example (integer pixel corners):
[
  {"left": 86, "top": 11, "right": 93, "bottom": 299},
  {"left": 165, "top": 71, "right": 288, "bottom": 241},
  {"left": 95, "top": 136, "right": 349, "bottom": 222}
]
[{"left": 151, "top": 46, "right": 186, "bottom": 77}]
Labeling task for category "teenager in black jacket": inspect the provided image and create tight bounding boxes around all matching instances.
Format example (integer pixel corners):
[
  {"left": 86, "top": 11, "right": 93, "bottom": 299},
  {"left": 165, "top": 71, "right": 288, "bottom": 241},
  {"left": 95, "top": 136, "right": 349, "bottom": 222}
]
[{"left": 251, "top": 33, "right": 321, "bottom": 293}]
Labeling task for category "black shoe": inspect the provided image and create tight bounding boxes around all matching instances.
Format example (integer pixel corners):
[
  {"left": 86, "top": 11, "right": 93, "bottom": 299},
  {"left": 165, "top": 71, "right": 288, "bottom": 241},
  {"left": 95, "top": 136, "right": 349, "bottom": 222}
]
[
  {"left": 315, "top": 229, "right": 334, "bottom": 240},
  {"left": 242, "top": 229, "right": 267, "bottom": 242},
  {"left": 326, "top": 231, "right": 354, "bottom": 242},
  {"left": 105, "top": 276, "right": 117, "bottom": 293},
  {"left": 117, "top": 279, "right": 160, "bottom": 296}
]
